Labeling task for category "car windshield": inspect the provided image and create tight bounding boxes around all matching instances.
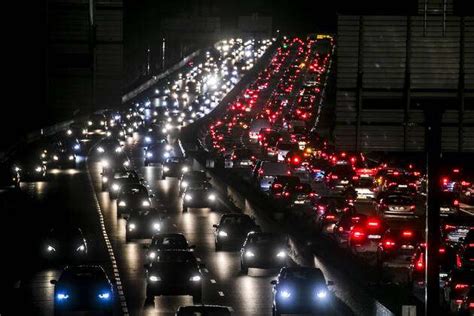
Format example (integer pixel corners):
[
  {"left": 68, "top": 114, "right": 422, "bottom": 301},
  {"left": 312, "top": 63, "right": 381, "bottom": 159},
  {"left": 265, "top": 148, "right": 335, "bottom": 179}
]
[
  {"left": 156, "top": 251, "right": 195, "bottom": 263},
  {"left": 122, "top": 185, "right": 147, "bottom": 195},
  {"left": 284, "top": 268, "right": 323, "bottom": 281},
  {"left": 221, "top": 215, "right": 252, "bottom": 226},
  {"left": 386, "top": 196, "right": 413, "bottom": 205},
  {"left": 249, "top": 234, "right": 284, "bottom": 244},
  {"left": 152, "top": 235, "right": 187, "bottom": 248}
]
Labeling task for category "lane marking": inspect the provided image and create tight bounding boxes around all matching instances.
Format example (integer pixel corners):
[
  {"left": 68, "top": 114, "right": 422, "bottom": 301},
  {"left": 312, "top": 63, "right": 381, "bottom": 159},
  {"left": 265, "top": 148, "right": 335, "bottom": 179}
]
[
  {"left": 218, "top": 291, "right": 225, "bottom": 296},
  {"left": 210, "top": 279, "right": 216, "bottom": 284},
  {"left": 86, "top": 158, "right": 129, "bottom": 316}
]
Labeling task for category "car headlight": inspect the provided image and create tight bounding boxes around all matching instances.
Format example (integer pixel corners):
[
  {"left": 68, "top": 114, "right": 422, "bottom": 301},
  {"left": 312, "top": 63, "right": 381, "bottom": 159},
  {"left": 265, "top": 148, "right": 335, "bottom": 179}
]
[
  {"left": 208, "top": 194, "right": 216, "bottom": 201},
  {"left": 41, "top": 153, "right": 47, "bottom": 159},
  {"left": 149, "top": 275, "right": 161, "bottom": 282},
  {"left": 142, "top": 200, "right": 150, "bottom": 207},
  {"left": 115, "top": 146, "right": 122, "bottom": 153},
  {"left": 163, "top": 166, "right": 170, "bottom": 172},
  {"left": 316, "top": 290, "right": 327, "bottom": 299},
  {"left": 119, "top": 131, "right": 124, "bottom": 136},
  {"left": 182, "top": 166, "right": 189, "bottom": 173},
  {"left": 68, "top": 155, "right": 74, "bottom": 161},
  {"left": 14, "top": 166, "right": 21, "bottom": 172},
  {"left": 190, "top": 275, "right": 201, "bottom": 282},
  {"left": 53, "top": 155, "right": 59, "bottom": 161},
  {"left": 145, "top": 136, "right": 151, "bottom": 143},
  {"left": 88, "top": 121, "right": 93, "bottom": 126},
  {"left": 163, "top": 152, "right": 170, "bottom": 158},
  {"left": 119, "top": 201, "right": 126, "bottom": 207},
  {"left": 181, "top": 181, "right": 188, "bottom": 188},
  {"left": 101, "top": 160, "right": 109, "bottom": 168},
  {"left": 102, "top": 176, "right": 108, "bottom": 183},
  {"left": 280, "top": 290, "right": 292, "bottom": 299},
  {"left": 56, "top": 293, "right": 69, "bottom": 301},
  {"left": 146, "top": 152, "right": 153, "bottom": 158},
  {"left": 245, "top": 250, "right": 255, "bottom": 257},
  {"left": 74, "top": 144, "right": 80, "bottom": 150},
  {"left": 97, "top": 147, "right": 105, "bottom": 153},
  {"left": 67, "top": 129, "right": 72, "bottom": 135},
  {"left": 276, "top": 251, "right": 287, "bottom": 258},
  {"left": 165, "top": 145, "right": 172, "bottom": 151},
  {"left": 47, "top": 245, "right": 56, "bottom": 252},
  {"left": 128, "top": 223, "right": 136, "bottom": 231},
  {"left": 128, "top": 127, "right": 134, "bottom": 133},
  {"left": 112, "top": 184, "right": 120, "bottom": 191},
  {"left": 35, "top": 166, "right": 43, "bottom": 173},
  {"left": 76, "top": 245, "right": 85, "bottom": 252},
  {"left": 218, "top": 231, "right": 228, "bottom": 237},
  {"left": 185, "top": 194, "right": 192, "bottom": 201},
  {"left": 98, "top": 292, "right": 111, "bottom": 300},
  {"left": 152, "top": 222, "right": 161, "bottom": 231},
  {"left": 123, "top": 161, "right": 130, "bottom": 167},
  {"left": 148, "top": 251, "right": 156, "bottom": 259}
]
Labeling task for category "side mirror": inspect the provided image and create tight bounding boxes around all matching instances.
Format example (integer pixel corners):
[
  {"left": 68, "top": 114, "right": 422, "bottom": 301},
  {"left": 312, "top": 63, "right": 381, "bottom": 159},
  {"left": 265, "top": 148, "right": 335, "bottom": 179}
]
[
  {"left": 50, "top": 280, "right": 57, "bottom": 285},
  {"left": 270, "top": 280, "right": 277, "bottom": 285},
  {"left": 327, "top": 280, "right": 334, "bottom": 286},
  {"left": 213, "top": 224, "right": 218, "bottom": 228}
]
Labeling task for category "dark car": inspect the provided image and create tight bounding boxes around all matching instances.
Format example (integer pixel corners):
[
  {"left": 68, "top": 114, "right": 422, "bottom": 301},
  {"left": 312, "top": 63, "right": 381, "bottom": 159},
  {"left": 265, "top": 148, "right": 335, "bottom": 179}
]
[
  {"left": 117, "top": 183, "right": 152, "bottom": 216},
  {"left": 50, "top": 265, "right": 114, "bottom": 315},
  {"left": 269, "top": 176, "right": 300, "bottom": 199},
  {"left": 325, "top": 164, "right": 357, "bottom": 192},
  {"left": 442, "top": 216, "right": 474, "bottom": 246},
  {"left": 240, "top": 232, "right": 289, "bottom": 274},
  {"left": 271, "top": 267, "right": 333, "bottom": 316},
  {"left": 101, "top": 152, "right": 131, "bottom": 176},
  {"left": 162, "top": 157, "right": 189, "bottom": 179},
  {"left": 440, "top": 191, "right": 460, "bottom": 215},
  {"left": 176, "top": 305, "right": 232, "bottom": 316},
  {"left": 13, "top": 150, "right": 47, "bottom": 181},
  {"left": 182, "top": 183, "right": 218, "bottom": 212},
  {"left": 144, "top": 141, "right": 170, "bottom": 166},
  {"left": 0, "top": 164, "right": 20, "bottom": 189},
  {"left": 443, "top": 270, "right": 474, "bottom": 313},
  {"left": 86, "top": 113, "right": 108, "bottom": 135},
  {"left": 124, "top": 209, "right": 164, "bottom": 242},
  {"left": 375, "top": 194, "right": 416, "bottom": 218},
  {"left": 281, "top": 182, "right": 316, "bottom": 206},
  {"left": 333, "top": 213, "right": 367, "bottom": 247},
  {"left": 43, "top": 227, "right": 88, "bottom": 262},
  {"left": 144, "top": 233, "right": 195, "bottom": 263},
  {"left": 213, "top": 213, "right": 261, "bottom": 251},
  {"left": 179, "top": 170, "right": 210, "bottom": 196},
  {"left": 47, "top": 144, "right": 76, "bottom": 169},
  {"left": 349, "top": 217, "right": 387, "bottom": 255},
  {"left": 409, "top": 243, "right": 452, "bottom": 290},
  {"left": 376, "top": 227, "right": 423, "bottom": 268},
  {"left": 95, "top": 138, "right": 122, "bottom": 156},
  {"left": 145, "top": 250, "right": 204, "bottom": 303},
  {"left": 107, "top": 169, "right": 141, "bottom": 198}
]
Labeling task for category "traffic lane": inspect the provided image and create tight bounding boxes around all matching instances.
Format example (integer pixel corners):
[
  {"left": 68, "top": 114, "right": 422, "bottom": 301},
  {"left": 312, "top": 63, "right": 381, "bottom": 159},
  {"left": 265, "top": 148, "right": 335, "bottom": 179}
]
[{"left": 4, "top": 157, "right": 119, "bottom": 316}]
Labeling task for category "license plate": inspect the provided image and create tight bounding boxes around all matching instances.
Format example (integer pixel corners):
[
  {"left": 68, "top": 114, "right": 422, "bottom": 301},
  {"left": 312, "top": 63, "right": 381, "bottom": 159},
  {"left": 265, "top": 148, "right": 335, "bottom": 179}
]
[
  {"left": 341, "top": 180, "right": 349, "bottom": 184},
  {"left": 440, "top": 207, "right": 450, "bottom": 212},
  {"left": 294, "top": 201, "right": 305, "bottom": 204},
  {"left": 368, "top": 234, "right": 381, "bottom": 239},
  {"left": 240, "top": 162, "right": 249, "bottom": 166},
  {"left": 398, "top": 185, "right": 407, "bottom": 188},
  {"left": 361, "top": 174, "right": 370, "bottom": 178}
]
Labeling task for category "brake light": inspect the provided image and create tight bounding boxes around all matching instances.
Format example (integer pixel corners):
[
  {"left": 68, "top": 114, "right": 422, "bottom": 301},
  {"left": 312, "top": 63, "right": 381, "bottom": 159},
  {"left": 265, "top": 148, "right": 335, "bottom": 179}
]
[
  {"left": 326, "top": 215, "right": 335, "bottom": 220},
  {"left": 469, "top": 243, "right": 474, "bottom": 248},
  {"left": 439, "top": 247, "right": 446, "bottom": 254},
  {"left": 444, "top": 224, "right": 456, "bottom": 231},
  {"left": 442, "top": 177, "right": 449, "bottom": 184},
  {"left": 383, "top": 240, "right": 396, "bottom": 248},
  {"left": 402, "top": 230, "right": 413, "bottom": 237},
  {"left": 453, "top": 168, "right": 460, "bottom": 173},
  {"left": 454, "top": 284, "right": 469, "bottom": 290},
  {"left": 410, "top": 205, "right": 416, "bottom": 211},
  {"left": 352, "top": 175, "right": 359, "bottom": 180},
  {"left": 284, "top": 192, "right": 290, "bottom": 197},
  {"left": 454, "top": 199, "right": 459, "bottom": 206},
  {"left": 352, "top": 229, "right": 365, "bottom": 240},
  {"left": 469, "top": 302, "right": 474, "bottom": 308},
  {"left": 456, "top": 254, "right": 462, "bottom": 268},
  {"left": 273, "top": 183, "right": 282, "bottom": 189},
  {"left": 367, "top": 220, "right": 380, "bottom": 228},
  {"left": 331, "top": 175, "right": 338, "bottom": 180},
  {"left": 393, "top": 171, "right": 399, "bottom": 176},
  {"left": 416, "top": 255, "right": 424, "bottom": 271}
]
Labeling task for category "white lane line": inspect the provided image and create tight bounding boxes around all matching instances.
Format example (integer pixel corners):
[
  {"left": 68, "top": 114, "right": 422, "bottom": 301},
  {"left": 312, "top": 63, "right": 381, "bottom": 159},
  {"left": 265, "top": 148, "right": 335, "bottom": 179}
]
[
  {"left": 86, "top": 158, "right": 129, "bottom": 316},
  {"left": 210, "top": 279, "right": 216, "bottom": 284},
  {"left": 218, "top": 291, "right": 225, "bottom": 296},
  {"left": 203, "top": 268, "right": 209, "bottom": 273}
]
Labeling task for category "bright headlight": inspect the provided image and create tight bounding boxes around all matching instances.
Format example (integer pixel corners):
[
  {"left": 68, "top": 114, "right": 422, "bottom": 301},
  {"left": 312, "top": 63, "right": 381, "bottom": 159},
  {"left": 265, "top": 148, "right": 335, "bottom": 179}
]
[
  {"left": 163, "top": 152, "right": 170, "bottom": 158},
  {"left": 148, "top": 251, "right": 156, "bottom": 259},
  {"left": 67, "top": 129, "right": 72, "bottom": 135},
  {"left": 88, "top": 121, "right": 93, "bottom": 126},
  {"left": 208, "top": 194, "right": 216, "bottom": 201},
  {"left": 119, "top": 131, "right": 124, "bottom": 136},
  {"left": 47, "top": 245, "right": 55, "bottom": 252},
  {"left": 112, "top": 184, "right": 120, "bottom": 191},
  {"left": 280, "top": 290, "right": 292, "bottom": 299},
  {"left": 14, "top": 166, "right": 21, "bottom": 172},
  {"left": 128, "top": 223, "right": 136, "bottom": 230},
  {"left": 115, "top": 146, "right": 122, "bottom": 153},
  {"left": 182, "top": 166, "right": 189, "bottom": 173},
  {"left": 57, "top": 293, "right": 69, "bottom": 300},
  {"left": 102, "top": 176, "right": 108, "bottom": 183},
  {"left": 128, "top": 127, "right": 133, "bottom": 133},
  {"left": 185, "top": 194, "right": 192, "bottom": 201},
  {"left": 53, "top": 155, "right": 59, "bottom": 161},
  {"left": 98, "top": 292, "right": 110, "bottom": 300},
  {"left": 245, "top": 250, "right": 255, "bottom": 257},
  {"left": 68, "top": 155, "right": 74, "bottom": 161},
  {"left": 145, "top": 136, "right": 151, "bottom": 143},
  {"left": 276, "top": 251, "right": 287, "bottom": 258},
  {"left": 101, "top": 160, "right": 109, "bottom": 167},
  {"left": 35, "top": 166, "right": 43, "bottom": 173},
  {"left": 190, "top": 275, "right": 201, "bottom": 282},
  {"left": 153, "top": 223, "right": 161, "bottom": 231},
  {"left": 118, "top": 201, "right": 126, "bottom": 207},
  {"left": 142, "top": 200, "right": 150, "bottom": 207},
  {"left": 149, "top": 275, "right": 160, "bottom": 282},
  {"left": 106, "top": 131, "right": 111, "bottom": 137},
  {"left": 97, "top": 146, "right": 105, "bottom": 153},
  {"left": 123, "top": 161, "right": 130, "bottom": 167},
  {"left": 316, "top": 290, "right": 328, "bottom": 299},
  {"left": 76, "top": 245, "right": 85, "bottom": 252},
  {"left": 181, "top": 181, "right": 188, "bottom": 188},
  {"left": 163, "top": 166, "right": 170, "bottom": 172},
  {"left": 41, "top": 153, "right": 47, "bottom": 158},
  {"left": 218, "top": 231, "right": 228, "bottom": 237},
  {"left": 74, "top": 144, "right": 80, "bottom": 150}
]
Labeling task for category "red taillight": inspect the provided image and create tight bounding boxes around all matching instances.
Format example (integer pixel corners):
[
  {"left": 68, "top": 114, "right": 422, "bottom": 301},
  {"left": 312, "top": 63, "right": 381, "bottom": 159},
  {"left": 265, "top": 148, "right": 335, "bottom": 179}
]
[
  {"left": 331, "top": 175, "right": 338, "bottom": 180},
  {"left": 367, "top": 220, "right": 380, "bottom": 228},
  {"left": 410, "top": 205, "right": 416, "bottom": 211},
  {"left": 273, "top": 183, "right": 282, "bottom": 189},
  {"left": 293, "top": 157, "right": 300, "bottom": 164},
  {"left": 284, "top": 192, "right": 290, "bottom": 197},
  {"left": 442, "top": 177, "right": 449, "bottom": 183},
  {"left": 383, "top": 240, "right": 396, "bottom": 248},
  {"left": 439, "top": 247, "right": 446, "bottom": 254},
  {"left": 326, "top": 215, "right": 335, "bottom": 220},
  {"left": 469, "top": 302, "right": 474, "bottom": 308},
  {"left": 352, "top": 175, "right": 359, "bottom": 180},
  {"left": 416, "top": 255, "right": 424, "bottom": 270},
  {"left": 454, "top": 284, "right": 469, "bottom": 290},
  {"left": 444, "top": 224, "right": 456, "bottom": 231},
  {"left": 453, "top": 199, "right": 459, "bottom": 206},
  {"left": 456, "top": 254, "right": 463, "bottom": 268},
  {"left": 453, "top": 168, "right": 460, "bottom": 173},
  {"left": 402, "top": 230, "right": 413, "bottom": 237},
  {"left": 352, "top": 229, "right": 365, "bottom": 240},
  {"left": 393, "top": 171, "right": 399, "bottom": 176}
]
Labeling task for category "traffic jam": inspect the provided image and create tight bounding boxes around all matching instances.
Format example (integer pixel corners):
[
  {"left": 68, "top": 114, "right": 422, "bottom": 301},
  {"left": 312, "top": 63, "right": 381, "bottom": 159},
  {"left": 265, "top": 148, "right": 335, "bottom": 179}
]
[{"left": 1, "top": 35, "right": 473, "bottom": 316}]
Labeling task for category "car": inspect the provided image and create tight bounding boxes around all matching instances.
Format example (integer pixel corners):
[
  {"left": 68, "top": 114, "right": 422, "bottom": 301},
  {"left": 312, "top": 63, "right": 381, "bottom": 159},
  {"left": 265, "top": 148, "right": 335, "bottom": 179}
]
[
  {"left": 348, "top": 217, "right": 386, "bottom": 255},
  {"left": 144, "top": 233, "right": 195, "bottom": 262},
  {"left": 213, "top": 213, "right": 261, "bottom": 251},
  {"left": 145, "top": 250, "right": 204, "bottom": 303},
  {"left": 374, "top": 194, "right": 417, "bottom": 218},
  {"left": 313, "top": 196, "right": 349, "bottom": 232},
  {"left": 162, "top": 157, "right": 189, "bottom": 179},
  {"left": 106, "top": 125, "right": 127, "bottom": 142},
  {"left": 281, "top": 182, "right": 317, "bottom": 207},
  {"left": 144, "top": 141, "right": 171, "bottom": 166},
  {"left": 408, "top": 243, "right": 452, "bottom": 290},
  {"left": 179, "top": 170, "right": 209, "bottom": 195},
  {"left": 86, "top": 113, "right": 108, "bottom": 135},
  {"left": 43, "top": 227, "right": 88, "bottom": 262},
  {"left": 459, "top": 285, "right": 473, "bottom": 315},
  {"left": 240, "top": 232, "right": 289, "bottom": 274},
  {"left": 333, "top": 213, "right": 367, "bottom": 247},
  {"left": 461, "top": 183, "right": 474, "bottom": 205},
  {"left": 50, "top": 265, "right": 114, "bottom": 316},
  {"left": 47, "top": 144, "right": 76, "bottom": 169},
  {"left": 249, "top": 118, "right": 271, "bottom": 142},
  {"left": 176, "top": 305, "right": 232, "bottom": 316},
  {"left": 376, "top": 227, "right": 423, "bottom": 268},
  {"left": 107, "top": 169, "right": 141, "bottom": 198},
  {"left": 0, "top": 164, "right": 20, "bottom": 189},
  {"left": 182, "top": 183, "right": 218, "bottom": 212},
  {"left": 117, "top": 183, "right": 153, "bottom": 216},
  {"left": 325, "top": 163, "right": 357, "bottom": 193},
  {"left": 269, "top": 175, "right": 300, "bottom": 199},
  {"left": 95, "top": 138, "right": 122, "bottom": 156},
  {"left": 224, "top": 148, "right": 255, "bottom": 169},
  {"left": 13, "top": 150, "right": 47, "bottom": 181},
  {"left": 440, "top": 191, "right": 460, "bottom": 215},
  {"left": 271, "top": 267, "right": 333, "bottom": 316},
  {"left": 255, "top": 162, "right": 291, "bottom": 192},
  {"left": 442, "top": 216, "right": 474, "bottom": 246},
  {"left": 443, "top": 269, "right": 474, "bottom": 313},
  {"left": 100, "top": 151, "right": 131, "bottom": 176},
  {"left": 124, "top": 209, "right": 164, "bottom": 242},
  {"left": 455, "top": 239, "right": 474, "bottom": 270}
]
